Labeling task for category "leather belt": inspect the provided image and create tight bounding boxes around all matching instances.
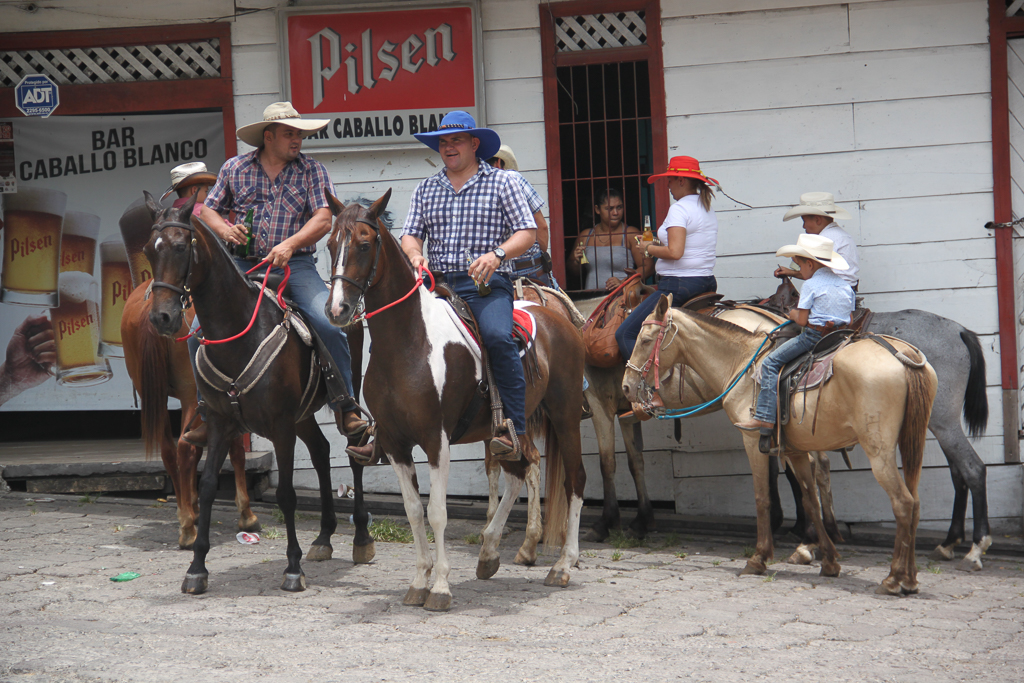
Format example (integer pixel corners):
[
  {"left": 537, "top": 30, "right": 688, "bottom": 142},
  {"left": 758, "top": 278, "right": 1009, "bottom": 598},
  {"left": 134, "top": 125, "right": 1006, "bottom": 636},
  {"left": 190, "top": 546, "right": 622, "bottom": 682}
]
[
  {"left": 806, "top": 321, "right": 848, "bottom": 335},
  {"left": 512, "top": 255, "right": 545, "bottom": 271}
]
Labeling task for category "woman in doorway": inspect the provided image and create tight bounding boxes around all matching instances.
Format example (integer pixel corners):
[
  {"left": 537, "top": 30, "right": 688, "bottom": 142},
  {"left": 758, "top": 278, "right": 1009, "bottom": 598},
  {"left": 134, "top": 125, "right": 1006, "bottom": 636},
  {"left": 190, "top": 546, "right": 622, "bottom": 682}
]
[
  {"left": 567, "top": 188, "right": 653, "bottom": 291},
  {"left": 615, "top": 156, "right": 720, "bottom": 360}
]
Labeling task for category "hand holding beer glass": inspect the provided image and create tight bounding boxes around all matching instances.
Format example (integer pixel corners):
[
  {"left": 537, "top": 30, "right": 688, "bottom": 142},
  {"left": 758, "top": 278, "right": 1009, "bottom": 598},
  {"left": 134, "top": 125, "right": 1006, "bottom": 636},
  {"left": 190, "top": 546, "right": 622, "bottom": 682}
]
[
  {"left": 0, "top": 313, "right": 55, "bottom": 407},
  {"left": 1, "top": 186, "right": 67, "bottom": 306},
  {"left": 49, "top": 271, "right": 112, "bottom": 386}
]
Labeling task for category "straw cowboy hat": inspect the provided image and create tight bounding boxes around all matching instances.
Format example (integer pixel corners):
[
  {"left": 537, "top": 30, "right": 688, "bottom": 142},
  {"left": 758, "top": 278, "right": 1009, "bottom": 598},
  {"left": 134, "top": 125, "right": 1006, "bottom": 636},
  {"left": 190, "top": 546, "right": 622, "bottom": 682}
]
[
  {"left": 160, "top": 161, "right": 217, "bottom": 201},
  {"left": 235, "top": 101, "right": 329, "bottom": 148},
  {"left": 776, "top": 233, "right": 849, "bottom": 272},
  {"left": 647, "top": 155, "right": 719, "bottom": 186},
  {"left": 783, "top": 191, "right": 852, "bottom": 221},
  {"left": 414, "top": 111, "right": 501, "bottom": 161},
  {"left": 491, "top": 144, "right": 519, "bottom": 171}
]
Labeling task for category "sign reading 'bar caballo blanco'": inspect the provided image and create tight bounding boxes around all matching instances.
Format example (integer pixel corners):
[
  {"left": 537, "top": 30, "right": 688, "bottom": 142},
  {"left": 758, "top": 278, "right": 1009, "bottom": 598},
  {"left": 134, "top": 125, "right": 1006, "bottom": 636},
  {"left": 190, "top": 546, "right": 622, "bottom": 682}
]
[{"left": 281, "top": 2, "right": 483, "bottom": 150}]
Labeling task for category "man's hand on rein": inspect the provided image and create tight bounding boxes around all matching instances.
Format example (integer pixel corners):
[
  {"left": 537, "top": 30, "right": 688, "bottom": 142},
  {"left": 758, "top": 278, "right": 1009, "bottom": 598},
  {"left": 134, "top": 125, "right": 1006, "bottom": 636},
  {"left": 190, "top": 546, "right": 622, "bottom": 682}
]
[
  {"left": 469, "top": 252, "right": 501, "bottom": 284},
  {"left": 266, "top": 242, "right": 294, "bottom": 268}
]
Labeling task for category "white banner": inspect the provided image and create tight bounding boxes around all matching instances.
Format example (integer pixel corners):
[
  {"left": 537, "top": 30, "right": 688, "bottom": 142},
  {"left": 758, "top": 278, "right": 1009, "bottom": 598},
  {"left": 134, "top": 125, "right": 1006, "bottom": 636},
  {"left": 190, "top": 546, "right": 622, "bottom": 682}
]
[{"left": 0, "top": 112, "right": 225, "bottom": 411}]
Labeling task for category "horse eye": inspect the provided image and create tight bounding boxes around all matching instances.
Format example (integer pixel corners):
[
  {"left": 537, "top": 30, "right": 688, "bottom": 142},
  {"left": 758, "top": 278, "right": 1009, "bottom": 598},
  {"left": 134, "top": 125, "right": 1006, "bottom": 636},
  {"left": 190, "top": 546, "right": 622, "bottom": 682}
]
[
  {"left": 358, "top": 242, "right": 370, "bottom": 253},
  {"left": 173, "top": 242, "right": 187, "bottom": 253}
]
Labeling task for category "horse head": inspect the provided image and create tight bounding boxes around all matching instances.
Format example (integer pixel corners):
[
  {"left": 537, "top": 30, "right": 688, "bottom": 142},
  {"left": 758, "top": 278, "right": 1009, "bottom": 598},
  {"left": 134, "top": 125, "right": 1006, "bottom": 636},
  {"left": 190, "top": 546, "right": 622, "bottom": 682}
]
[
  {"left": 622, "top": 293, "right": 676, "bottom": 402},
  {"left": 143, "top": 190, "right": 203, "bottom": 336},
  {"left": 325, "top": 188, "right": 392, "bottom": 327}
]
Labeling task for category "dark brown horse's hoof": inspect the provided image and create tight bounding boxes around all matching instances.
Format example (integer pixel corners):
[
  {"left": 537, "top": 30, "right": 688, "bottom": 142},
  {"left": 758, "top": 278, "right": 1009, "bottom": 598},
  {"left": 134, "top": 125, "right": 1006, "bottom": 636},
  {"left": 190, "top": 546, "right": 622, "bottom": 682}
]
[
  {"left": 181, "top": 573, "right": 209, "bottom": 594},
  {"left": 583, "top": 527, "right": 610, "bottom": 543},
  {"left": 513, "top": 549, "right": 537, "bottom": 566},
  {"left": 403, "top": 586, "right": 428, "bottom": 606},
  {"left": 306, "top": 544, "right": 333, "bottom": 562},
  {"left": 352, "top": 541, "right": 376, "bottom": 564},
  {"left": 281, "top": 572, "right": 306, "bottom": 592},
  {"left": 740, "top": 560, "right": 766, "bottom": 576},
  {"left": 900, "top": 581, "right": 920, "bottom": 595},
  {"left": 423, "top": 592, "right": 452, "bottom": 611},
  {"left": 544, "top": 568, "right": 570, "bottom": 587},
  {"left": 787, "top": 545, "right": 815, "bottom": 565},
  {"left": 476, "top": 556, "right": 500, "bottom": 579},
  {"left": 238, "top": 518, "right": 262, "bottom": 533},
  {"left": 875, "top": 581, "right": 901, "bottom": 596},
  {"left": 820, "top": 561, "right": 841, "bottom": 578}
]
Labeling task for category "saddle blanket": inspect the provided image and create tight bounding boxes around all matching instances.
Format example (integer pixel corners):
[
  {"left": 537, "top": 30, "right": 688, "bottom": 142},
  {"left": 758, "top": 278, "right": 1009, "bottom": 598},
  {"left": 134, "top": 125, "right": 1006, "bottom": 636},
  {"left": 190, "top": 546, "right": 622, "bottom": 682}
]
[
  {"left": 755, "top": 345, "right": 843, "bottom": 394},
  {"left": 441, "top": 300, "right": 538, "bottom": 359}
]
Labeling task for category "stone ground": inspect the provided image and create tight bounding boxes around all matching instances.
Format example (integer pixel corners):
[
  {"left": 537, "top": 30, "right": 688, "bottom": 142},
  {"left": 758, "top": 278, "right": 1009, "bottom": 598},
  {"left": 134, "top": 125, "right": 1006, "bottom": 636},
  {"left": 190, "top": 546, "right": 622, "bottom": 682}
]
[{"left": 1, "top": 490, "right": 1022, "bottom": 683}]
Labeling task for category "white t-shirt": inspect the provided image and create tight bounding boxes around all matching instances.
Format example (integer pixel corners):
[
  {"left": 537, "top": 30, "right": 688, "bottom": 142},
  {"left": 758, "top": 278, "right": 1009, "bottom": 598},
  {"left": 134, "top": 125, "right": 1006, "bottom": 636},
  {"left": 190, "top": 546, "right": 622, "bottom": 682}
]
[
  {"left": 820, "top": 223, "right": 859, "bottom": 287},
  {"left": 656, "top": 194, "right": 718, "bottom": 278}
]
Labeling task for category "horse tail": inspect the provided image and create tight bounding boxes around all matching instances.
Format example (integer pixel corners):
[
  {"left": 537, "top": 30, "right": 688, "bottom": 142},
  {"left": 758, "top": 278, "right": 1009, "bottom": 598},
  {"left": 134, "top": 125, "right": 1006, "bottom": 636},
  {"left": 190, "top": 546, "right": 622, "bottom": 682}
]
[
  {"left": 959, "top": 329, "right": 988, "bottom": 438},
  {"left": 139, "top": 324, "right": 171, "bottom": 461},
  {"left": 898, "top": 363, "right": 936, "bottom": 493},
  {"left": 542, "top": 414, "right": 568, "bottom": 549}
]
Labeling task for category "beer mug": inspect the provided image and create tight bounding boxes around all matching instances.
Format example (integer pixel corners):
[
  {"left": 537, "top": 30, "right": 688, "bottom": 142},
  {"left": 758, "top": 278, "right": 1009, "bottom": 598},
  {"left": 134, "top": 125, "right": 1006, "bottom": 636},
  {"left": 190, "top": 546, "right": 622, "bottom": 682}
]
[
  {"left": 1, "top": 186, "right": 67, "bottom": 306},
  {"left": 60, "top": 211, "right": 99, "bottom": 275},
  {"left": 49, "top": 271, "right": 112, "bottom": 386},
  {"left": 118, "top": 196, "right": 155, "bottom": 289},
  {"left": 99, "top": 239, "right": 131, "bottom": 358}
]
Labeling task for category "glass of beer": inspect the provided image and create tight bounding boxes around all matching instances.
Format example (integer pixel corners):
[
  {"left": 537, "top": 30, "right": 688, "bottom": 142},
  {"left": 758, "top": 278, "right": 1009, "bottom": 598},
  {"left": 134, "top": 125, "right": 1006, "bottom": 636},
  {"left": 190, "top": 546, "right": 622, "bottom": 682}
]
[
  {"left": 118, "top": 197, "right": 154, "bottom": 290},
  {"left": 99, "top": 238, "right": 131, "bottom": 358},
  {"left": 60, "top": 211, "right": 99, "bottom": 275},
  {"left": 49, "top": 271, "right": 112, "bottom": 386},
  {"left": 1, "top": 186, "right": 67, "bottom": 306}
]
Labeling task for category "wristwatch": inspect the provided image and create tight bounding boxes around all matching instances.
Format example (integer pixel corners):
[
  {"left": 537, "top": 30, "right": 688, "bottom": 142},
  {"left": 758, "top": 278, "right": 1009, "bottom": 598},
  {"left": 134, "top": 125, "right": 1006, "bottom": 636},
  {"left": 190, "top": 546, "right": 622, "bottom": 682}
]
[{"left": 493, "top": 247, "right": 506, "bottom": 263}]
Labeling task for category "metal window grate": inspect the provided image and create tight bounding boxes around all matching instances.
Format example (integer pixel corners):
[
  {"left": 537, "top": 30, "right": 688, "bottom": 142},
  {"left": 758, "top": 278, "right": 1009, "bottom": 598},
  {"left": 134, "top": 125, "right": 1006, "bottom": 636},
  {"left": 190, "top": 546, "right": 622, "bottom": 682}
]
[
  {"left": 555, "top": 12, "right": 646, "bottom": 52},
  {"left": 0, "top": 40, "right": 221, "bottom": 88}
]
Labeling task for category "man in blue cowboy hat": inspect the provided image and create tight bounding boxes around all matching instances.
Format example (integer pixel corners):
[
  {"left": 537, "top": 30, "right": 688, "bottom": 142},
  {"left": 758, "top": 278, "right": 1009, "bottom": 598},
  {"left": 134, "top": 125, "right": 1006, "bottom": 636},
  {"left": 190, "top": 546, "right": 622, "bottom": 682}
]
[{"left": 399, "top": 111, "right": 537, "bottom": 459}]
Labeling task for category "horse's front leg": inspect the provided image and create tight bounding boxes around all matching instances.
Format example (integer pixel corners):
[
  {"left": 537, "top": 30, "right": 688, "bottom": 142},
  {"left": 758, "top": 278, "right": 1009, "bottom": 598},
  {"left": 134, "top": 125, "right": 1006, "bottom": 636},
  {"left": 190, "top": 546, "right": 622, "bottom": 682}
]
[
  {"left": 424, "top": 444, "right": 453, "bottom": 611},
  {"left": 271, "top": 425, "right": 307, "bottom": 591},
  {"left": 298, "top": 418, "right": 336, "bottom": 562},
  {"left": 740, "top": 435, "right": 774, "bottom": 575},
  {"left": 478, "top": 458, "right": 526, "bottom": 579},
  {"left": 622, "top": 420, "right": 655, "bottom": 538},
  {"left": 348, "top": 454, "right": 376, "bottom": 564},
  {"left": 228, "top": 437, "right": 260, "bottom": 533},
  {"left": 391, "top": 454, "right": 433, "bottom": 607},
  {"left": 181, "top": 413, "right": 234, "bottom": 594}
]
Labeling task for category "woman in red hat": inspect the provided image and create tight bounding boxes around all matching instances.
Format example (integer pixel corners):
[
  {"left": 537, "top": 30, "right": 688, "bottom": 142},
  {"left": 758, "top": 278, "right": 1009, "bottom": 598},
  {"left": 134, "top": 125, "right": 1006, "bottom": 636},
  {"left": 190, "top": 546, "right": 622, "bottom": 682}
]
[{"left": 615, "top": 156, "right": 719, "bottom": 359}]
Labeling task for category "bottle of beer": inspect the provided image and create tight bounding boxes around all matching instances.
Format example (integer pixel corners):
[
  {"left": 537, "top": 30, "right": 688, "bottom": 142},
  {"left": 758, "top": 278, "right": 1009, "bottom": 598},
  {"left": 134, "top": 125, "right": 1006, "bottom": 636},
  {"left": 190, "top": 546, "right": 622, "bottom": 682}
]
[
  {"left": 642, "top": 215, "right": 654, "bottom": 243},
  {"left": 465, "top": 248, "right": 491, "bottom": 296},
  {"left": 234, "top": 208, "right": 254, "bottom": 258}
]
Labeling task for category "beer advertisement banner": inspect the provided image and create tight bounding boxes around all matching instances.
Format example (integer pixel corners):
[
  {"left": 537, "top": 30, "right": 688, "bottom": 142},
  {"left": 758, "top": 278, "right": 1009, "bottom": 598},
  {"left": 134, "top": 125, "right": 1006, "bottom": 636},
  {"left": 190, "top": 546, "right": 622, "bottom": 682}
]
[
  {"left": 0, "top": 112, "right": 225, "bottom": 411},
  {"left": 282, "top": 2, "right": 484, "bottom": 151}
]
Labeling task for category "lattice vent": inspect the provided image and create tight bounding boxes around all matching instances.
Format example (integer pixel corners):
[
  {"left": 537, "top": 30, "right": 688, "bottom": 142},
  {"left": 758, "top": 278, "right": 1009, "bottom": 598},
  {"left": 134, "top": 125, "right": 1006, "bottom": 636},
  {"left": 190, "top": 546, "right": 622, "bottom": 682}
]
[
  {"left": 1009, "top": 1, "right": 1024, "bottom": 18},
  {"left": 555, "top": 12, "right": 646, "bottom": 52},
  {"left": 0, "top": 40, "right": 221, "bottom": 88}
]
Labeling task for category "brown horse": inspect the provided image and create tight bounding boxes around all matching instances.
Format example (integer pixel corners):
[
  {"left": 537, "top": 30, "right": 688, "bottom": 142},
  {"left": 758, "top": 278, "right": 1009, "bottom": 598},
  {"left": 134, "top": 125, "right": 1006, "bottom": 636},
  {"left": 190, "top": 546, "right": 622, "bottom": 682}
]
[
  {"left": 325, "top": 190, "right": 587, "bottom": 612},
  {"left": 121, "top": 273, "right": 258, "bottom": 549}
]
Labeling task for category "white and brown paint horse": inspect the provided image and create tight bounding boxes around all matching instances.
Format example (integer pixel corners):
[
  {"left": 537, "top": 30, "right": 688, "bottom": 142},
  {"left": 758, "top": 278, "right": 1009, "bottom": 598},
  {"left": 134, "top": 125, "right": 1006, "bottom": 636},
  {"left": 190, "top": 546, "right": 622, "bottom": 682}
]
[
  {"left": 623, "top": 296, "right": 937, "bottom": 595},
  {"left": 325, "top": 190, "right": 587, "bottom": 611}
]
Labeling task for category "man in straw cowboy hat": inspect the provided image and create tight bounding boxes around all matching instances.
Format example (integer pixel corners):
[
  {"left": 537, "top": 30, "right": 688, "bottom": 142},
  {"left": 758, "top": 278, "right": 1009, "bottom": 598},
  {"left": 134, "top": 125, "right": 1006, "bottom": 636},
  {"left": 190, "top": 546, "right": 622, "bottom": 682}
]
[
  {"left": 183, "top": 102, "right": 366, "bottom": 446},
  {"left": 735, "top": 233, "right": 855, "bottom": 443},
  {"left": 161, "top": 161, "right": 217, "bottom": 211},
  {"left": 774, "top": 191, "right": 859, "bottom": 289},
  {"left": 399, "top": 111, "right": 537, "bottom": 460}
]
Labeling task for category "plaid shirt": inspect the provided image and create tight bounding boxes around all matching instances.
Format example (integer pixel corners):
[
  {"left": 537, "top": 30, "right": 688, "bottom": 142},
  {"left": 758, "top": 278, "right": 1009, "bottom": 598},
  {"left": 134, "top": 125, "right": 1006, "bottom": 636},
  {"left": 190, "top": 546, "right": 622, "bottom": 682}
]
[
  {"left": 507, "top": 170, "right": 545, "bottom": 263},
  {"left": 403, "top": 161, "right": 536, "bottom": 274},
  {"left": 204, "top": 150, "right": 333, "bottom": 257}
]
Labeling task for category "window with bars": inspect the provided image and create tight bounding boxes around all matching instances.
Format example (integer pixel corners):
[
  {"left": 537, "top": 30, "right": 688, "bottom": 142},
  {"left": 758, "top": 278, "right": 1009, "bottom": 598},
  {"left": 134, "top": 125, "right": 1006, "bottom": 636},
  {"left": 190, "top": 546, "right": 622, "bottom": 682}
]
[{"left": 0, "top": 40, "right": 221, "bottom": 88}]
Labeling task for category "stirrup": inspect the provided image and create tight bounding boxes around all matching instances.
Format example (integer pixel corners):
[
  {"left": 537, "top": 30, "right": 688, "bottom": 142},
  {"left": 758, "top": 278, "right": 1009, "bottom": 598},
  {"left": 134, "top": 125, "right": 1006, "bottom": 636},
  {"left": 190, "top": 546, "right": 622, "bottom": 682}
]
[{"left": 488, "top": 419, "right": 521, "bottom": 462}]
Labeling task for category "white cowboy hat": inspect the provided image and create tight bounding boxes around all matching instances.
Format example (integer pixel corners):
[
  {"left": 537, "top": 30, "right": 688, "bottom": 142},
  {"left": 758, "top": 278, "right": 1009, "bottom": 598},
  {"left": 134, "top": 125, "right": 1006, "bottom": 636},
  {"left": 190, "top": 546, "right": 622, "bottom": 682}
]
[
  {"left": 491, "top": 144, "right": 519, "bottom": 171},
  {"left": 782, "top": 191, "right": 853, "bottom": 221},
  {"left": 236, "top": 102, "right": 329, "bottom": 148},
  {"left": 159, "top": 161, "right": 217, "bottom": 201},
  {"left": 776, "top": 233, "right": 849, "bottom": 271}
]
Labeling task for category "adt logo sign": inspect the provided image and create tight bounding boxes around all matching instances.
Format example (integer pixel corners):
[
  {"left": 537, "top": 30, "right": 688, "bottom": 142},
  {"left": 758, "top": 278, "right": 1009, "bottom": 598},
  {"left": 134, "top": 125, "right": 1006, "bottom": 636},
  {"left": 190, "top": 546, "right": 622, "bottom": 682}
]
[{"left": 15, "top": 75, "right": 60, "bottom": 118}]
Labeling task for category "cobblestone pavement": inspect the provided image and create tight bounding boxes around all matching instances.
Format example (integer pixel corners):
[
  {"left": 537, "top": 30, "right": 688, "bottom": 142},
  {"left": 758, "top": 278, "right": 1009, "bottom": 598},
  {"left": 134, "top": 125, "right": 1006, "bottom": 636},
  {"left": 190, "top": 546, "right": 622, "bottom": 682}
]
[{"left": 1, "top": 491, "right": 1022, "bottom": 683}]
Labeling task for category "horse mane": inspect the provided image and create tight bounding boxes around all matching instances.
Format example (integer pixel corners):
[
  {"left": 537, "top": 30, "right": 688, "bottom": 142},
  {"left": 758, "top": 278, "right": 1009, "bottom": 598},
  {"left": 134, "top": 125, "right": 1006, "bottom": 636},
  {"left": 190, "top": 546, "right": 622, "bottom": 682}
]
[{"left": 671, "top": 306, "right": 760, "bottom": 339}]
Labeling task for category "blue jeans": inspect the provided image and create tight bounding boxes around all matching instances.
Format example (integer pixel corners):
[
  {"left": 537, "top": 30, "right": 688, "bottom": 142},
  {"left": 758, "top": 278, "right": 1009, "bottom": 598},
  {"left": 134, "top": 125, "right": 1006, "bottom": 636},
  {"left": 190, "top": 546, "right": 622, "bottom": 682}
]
[
  {"left": 615, "top": 275, "right": 717, "bottom": 360},
  {"left": 753, "top": 327, "right": 823, "bottom": 424},
  {"left": 443, "top": 271, "right": 527, "bottom": 435},
  {"left": 189, "top": 254, "right": 355, "bottom": 414},
  {"left": 511, "top": 261, "right": 559, "bottom": 289}
]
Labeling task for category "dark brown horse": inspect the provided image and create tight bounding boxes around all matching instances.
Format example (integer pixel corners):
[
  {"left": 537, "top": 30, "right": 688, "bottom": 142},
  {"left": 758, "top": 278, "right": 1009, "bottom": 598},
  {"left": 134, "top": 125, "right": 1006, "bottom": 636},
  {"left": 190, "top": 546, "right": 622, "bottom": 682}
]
[
  {"left": 142, "top": 191, "right": 373, "bottom": 595},
  {"left": 121, "top": 282, "right": 257, "bottom": 549},
  {"left": 325, "top": 190, "right": 587, "bottom": 612}
]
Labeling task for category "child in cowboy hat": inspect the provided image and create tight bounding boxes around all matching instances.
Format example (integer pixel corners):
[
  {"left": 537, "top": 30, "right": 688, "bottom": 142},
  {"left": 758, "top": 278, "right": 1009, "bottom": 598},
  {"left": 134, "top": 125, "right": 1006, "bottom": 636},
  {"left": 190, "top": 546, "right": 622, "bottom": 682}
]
[
  {"left": 160, "top": 161, "right": 217, "bottom": 209},
  {"left": 735, "top": 233, "right": 855, "bottom": 437}
]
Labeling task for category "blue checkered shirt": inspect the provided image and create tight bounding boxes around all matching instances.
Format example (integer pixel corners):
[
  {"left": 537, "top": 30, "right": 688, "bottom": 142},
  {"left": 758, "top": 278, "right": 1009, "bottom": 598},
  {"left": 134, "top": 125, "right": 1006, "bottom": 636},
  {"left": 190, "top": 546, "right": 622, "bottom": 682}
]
[
  {"left": 204, "top": 150, "right": 333, "bottom": 257},
  {"left": 403, "top": 161, "right": 536, "bottom": 273},
  {"left": 507, "top": 170, "right": 545, "bottom": 262},
  {"left": 798, "top": 266, "right": 855, "bottom": 326}
]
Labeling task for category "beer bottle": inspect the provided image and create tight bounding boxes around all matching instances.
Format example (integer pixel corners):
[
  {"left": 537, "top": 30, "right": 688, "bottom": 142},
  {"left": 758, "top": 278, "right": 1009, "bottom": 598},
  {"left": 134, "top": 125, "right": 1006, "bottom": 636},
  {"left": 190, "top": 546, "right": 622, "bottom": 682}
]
[
  {"left": 642, "top": 215, "right": 654, "bottom": 243},
  {"left": 465, "top": 248, "right": 491, "bottom": 296},
  {"left": 234, "top": 208, "right": 254, "bottom": 258}
]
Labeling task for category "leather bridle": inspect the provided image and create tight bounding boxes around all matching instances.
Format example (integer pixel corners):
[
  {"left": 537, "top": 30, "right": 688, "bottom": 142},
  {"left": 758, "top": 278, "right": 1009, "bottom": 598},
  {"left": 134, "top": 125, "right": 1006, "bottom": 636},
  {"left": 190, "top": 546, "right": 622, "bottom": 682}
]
[
  {"left": 625, "top": 318, "right": 678, "bottom": 393},
  {"left": 330, "top": 217, "right": 382, "bottom": 295},
  {"left": 149, "top": 219, "right": 197, "bottom": 311}
]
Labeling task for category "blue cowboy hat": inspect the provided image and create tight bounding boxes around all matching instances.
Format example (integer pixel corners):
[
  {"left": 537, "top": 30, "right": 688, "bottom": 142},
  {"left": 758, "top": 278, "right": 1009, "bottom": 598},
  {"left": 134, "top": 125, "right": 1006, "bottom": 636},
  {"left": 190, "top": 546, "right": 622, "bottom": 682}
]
[{"left": 413, "top": 111, "right": 501, "bottom": 161}]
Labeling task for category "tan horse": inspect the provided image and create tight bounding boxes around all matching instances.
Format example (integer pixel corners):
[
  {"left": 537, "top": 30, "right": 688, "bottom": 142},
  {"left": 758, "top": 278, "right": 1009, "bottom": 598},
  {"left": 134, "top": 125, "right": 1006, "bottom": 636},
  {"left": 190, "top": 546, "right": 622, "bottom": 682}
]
[
  {"left": 622, "top": 296, "right": 937, "bottom": 595},
  {"left": 121, "top": 282, "right": 258, "bottom": 549}
]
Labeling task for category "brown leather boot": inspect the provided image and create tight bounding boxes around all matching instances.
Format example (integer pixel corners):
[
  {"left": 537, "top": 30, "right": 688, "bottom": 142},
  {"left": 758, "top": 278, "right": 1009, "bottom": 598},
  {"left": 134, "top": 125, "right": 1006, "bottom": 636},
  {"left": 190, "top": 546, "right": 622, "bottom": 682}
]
[
  {"left": 339, "top": 410, "right": 368, "bottom": 436},
  {"left": 488, "top": 432, "right": 521, "bottom": 462},
  {"left": 182, "top": 420, "right": 208, "bottom": 447},
  {"left": 345, "top": 443, "right": 376, "bottom": 465}
]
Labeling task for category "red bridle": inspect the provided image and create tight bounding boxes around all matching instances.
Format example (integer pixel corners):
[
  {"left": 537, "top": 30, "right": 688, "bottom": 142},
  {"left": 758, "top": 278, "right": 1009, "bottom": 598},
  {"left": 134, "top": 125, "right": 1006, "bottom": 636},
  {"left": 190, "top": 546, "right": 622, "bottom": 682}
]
[{"left": 626, "top": 318, "right": 674, "bottom": 391}]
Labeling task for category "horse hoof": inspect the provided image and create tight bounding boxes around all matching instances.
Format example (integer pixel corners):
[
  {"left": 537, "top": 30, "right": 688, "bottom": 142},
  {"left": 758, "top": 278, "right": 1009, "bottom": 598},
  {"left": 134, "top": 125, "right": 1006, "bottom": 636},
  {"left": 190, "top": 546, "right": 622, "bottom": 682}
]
[
  {"left": 786, "top": 545, "right": 815, "bottom": 565},
  {"left": 476, "top": 556, "right": 500, "bottom": 579},
  {"left": 306, "top": 544, "right": 333, "bottom": 562},
  {"left": 179, "top": 532, "right": 197, "bottom": 550},
  {"left": 423, "top": 592, "right": 452, "bottom": 612},
  {"left": 740, "top": 560, "right": 766, "bottom": 576},
  {"left": 956, "top": 558, "right": 983, "bottom": 572},
  {"left": 929, "top": 545, "right": 955, "bottom": 562},
  {"left": 403, "top": 587, "right": 429, "bottom": 606},
  {"left": 181, "top": 573, "right": 209, "bottom": 595},
  {"left": 513, "top": 550, "right": 536, "bottom": 566},
  {"left": 239, "top": 518, "right": 262, "bottom": 533},
  {"left": 875, "top": 580, "right": 901, "bottom": 596},
  {"left": 900, "top": 582, "right": 920, "bottom": 595},
  {"left": 544, "top": 568, "right": 570, "bottom": 587},
  {"left": 583, "top": 527, "right": 609, "bottom": 543},
  {"left": 281, "top": 572, "right": 306, "bottom": 592},
  {"left": 820, "top": 561, "right": 841, "bottom": 578},
  {"left": 352, "top": 542, "right": 376, "bottom": 565}
]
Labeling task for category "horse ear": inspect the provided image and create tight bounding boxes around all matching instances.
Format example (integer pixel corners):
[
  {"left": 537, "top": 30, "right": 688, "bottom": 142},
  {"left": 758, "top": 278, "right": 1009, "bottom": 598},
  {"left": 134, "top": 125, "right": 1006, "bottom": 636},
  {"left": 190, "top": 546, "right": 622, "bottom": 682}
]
[
  {"left": 143, "top": 190, "right": 162, "bottom": 219},
  {"left": 182, "top": 192, "right": 197, "bottom": 217},
  {"left": 368, "top": 188, "right": 393, "bottom": 219},
  {"left": 325, "top": 189, "right": 345, "bottom": 217},
  {"left": 655, "top": 293, "right": 672, "bottom": 321}
]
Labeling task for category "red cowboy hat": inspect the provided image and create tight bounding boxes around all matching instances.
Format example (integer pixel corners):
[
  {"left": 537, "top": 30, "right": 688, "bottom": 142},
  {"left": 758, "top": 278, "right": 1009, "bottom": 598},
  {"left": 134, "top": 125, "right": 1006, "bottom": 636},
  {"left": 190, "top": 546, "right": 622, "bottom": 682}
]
[{"left": 647, "top": 156, "right": 719, "bottom": 186}]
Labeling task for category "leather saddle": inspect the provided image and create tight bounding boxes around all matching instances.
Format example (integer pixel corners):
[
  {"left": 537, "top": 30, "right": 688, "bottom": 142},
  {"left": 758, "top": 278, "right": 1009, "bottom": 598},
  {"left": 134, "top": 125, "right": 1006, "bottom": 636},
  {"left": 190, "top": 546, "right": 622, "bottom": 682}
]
[{"left": 776, "top": 329, "right": 855, "bottom": 427}]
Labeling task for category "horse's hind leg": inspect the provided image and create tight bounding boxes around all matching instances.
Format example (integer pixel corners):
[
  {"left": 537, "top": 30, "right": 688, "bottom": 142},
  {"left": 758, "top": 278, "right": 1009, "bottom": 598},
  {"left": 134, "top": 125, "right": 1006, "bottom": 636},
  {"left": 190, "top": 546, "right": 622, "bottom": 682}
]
[
  {"left": 348, "top": 455, "right": 376, "bottom": 564},
  {"left": 787, "top": 453, "right": 840, "bottom": 577},
  {"left": 929, "top": 422, "right": 991, "bottom": 571},
  {"left": 181, "top": 414, "right": 234, "bottom": 595},
  {"left": 514, "top": 454, "right": 543, "bottom": 566},
  {"left": 271, "top": 426, "right": 307, "bottom": 591},
  {"left": 228, "top": 437, "right": 260, "bottom": 533},
  {"left": 582, "top": 393, "right": 620, "bottom": 543},
  {"left": 298, "top": 418, "right": 337, "bottom": 562},
  {"left": 815, "top": 452, "right": 843, "bottom": 543},
  {"left": 484, "top": 446, "right": 501, "bottom": 526},
  {"left": 866, "top": 447, "right": 920, "bottom": 595}
]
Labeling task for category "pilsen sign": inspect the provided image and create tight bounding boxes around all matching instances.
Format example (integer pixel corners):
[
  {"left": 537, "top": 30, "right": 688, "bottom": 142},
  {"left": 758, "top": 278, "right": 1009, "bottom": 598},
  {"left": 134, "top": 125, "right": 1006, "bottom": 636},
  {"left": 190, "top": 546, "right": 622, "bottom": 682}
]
[{"left": 280, "top": 2, "right": 484, "bottom": 151}]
